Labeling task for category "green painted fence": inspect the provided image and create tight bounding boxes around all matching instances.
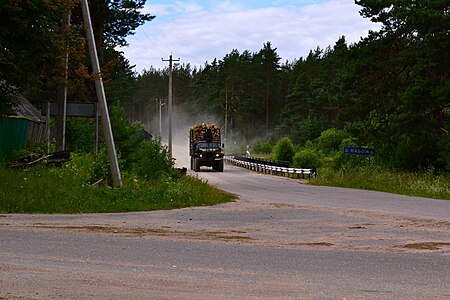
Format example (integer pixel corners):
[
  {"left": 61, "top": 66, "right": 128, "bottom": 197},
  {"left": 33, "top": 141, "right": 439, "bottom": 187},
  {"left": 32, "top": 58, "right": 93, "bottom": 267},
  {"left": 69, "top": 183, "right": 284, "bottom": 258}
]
[{"left": 0, "top": 117, "right": 30, "bottom": 161}]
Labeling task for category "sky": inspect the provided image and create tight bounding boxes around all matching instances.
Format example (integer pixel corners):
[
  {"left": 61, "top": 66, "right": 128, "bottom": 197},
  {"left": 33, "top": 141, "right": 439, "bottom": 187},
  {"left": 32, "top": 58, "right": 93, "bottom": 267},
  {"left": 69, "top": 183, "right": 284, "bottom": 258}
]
[{"left": 119, "top": 0, "right": 381, "bottom": 73}]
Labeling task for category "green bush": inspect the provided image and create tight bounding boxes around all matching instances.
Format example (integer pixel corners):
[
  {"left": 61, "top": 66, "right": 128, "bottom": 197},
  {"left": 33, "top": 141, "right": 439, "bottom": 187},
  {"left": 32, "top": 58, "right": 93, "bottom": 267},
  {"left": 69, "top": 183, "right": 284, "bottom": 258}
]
[
  {"left": 66, "top": 117, "right": 95, "bottom": 153},
  {"left": 272, "top": 137, "right": 295, "bottom": 164},
  {"left": 66, "top": 152, "right": 95, "bottom": 182},
  {"left": 332, "top": 137, "right": 357, "bottom": 169},
  {"left": 293, "top": 148, "right": 322, "bottom": 168},
  {"left": 130, "top": 138, "right": 174, "bottom": 181},
  {"left": 316, "top": 128, "right": 350, "bottom": 154},
  {"left": 332, "top": 138, "right": 374, "bottom": 170},
  {"left": 110, "top": 106, "right": 145, "bottom": 169},
  {"left": 252, "top": 138, "right": 274, "bottom": 154},
  {"left": 92, "top": 147, "right": 125, "bottom": 184}
]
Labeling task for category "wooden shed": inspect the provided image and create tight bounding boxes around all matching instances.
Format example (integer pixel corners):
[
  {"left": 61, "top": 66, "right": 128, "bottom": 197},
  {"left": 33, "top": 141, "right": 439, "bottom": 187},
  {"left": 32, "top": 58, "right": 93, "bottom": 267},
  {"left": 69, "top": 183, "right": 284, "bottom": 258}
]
[{"left": 0, "top": 97, "right": 46, "bottom": 161}]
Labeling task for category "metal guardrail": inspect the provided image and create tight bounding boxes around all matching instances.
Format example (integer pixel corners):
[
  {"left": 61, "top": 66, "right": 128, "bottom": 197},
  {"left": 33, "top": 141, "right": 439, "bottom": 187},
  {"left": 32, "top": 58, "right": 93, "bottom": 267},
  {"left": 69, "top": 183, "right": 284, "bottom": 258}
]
[
  {"left": 233, "top": 155, "right": 289, "bottom": 168},
  {"left": 225, "top": 156, "right": 316, "bottom": 179}
]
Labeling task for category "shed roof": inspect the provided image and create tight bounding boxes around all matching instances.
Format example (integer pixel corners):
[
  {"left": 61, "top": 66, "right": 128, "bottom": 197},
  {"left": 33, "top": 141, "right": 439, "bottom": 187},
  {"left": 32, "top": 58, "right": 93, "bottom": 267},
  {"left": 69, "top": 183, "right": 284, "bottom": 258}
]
[{"left": 11, "top": 97, "right": 45, "bottom": 123}]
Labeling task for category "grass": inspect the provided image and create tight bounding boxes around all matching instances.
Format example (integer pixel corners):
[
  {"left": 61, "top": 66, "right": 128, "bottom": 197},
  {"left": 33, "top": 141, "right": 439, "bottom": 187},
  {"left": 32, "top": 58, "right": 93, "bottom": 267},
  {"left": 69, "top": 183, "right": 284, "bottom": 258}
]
[
  {"left": 3, "top": 152, "right": 449, "bottom": 214},
  {"left": 0, "top": 154, "right": 236, "bottom": 214},
  {"left": 311, "top": 165, "right": 450, "bottom": 200}
]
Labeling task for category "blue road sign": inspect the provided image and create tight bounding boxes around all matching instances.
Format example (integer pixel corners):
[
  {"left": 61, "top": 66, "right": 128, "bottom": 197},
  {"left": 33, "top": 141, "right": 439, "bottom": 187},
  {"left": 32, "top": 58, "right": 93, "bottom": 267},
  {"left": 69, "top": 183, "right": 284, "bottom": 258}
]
[{"left": 344, "top": 146, "right": 375, "bottom": 156}]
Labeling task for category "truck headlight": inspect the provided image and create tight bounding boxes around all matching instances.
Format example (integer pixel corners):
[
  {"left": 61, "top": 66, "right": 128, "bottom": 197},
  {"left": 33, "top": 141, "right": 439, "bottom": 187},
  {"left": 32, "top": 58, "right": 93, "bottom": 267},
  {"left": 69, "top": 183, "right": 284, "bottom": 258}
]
[
  {"left": 199, "top": 154, "right": 203, "bottom": 158},
  {"left": 215, "top": 153, "right": 220, "bottom": 157}
]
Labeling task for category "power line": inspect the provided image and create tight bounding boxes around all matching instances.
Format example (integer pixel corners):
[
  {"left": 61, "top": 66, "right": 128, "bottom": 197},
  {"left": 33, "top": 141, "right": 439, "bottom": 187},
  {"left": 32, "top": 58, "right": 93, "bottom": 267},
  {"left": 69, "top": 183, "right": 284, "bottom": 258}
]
[{"left": 138, "top": 26, "right": 167, "bottom": 57}]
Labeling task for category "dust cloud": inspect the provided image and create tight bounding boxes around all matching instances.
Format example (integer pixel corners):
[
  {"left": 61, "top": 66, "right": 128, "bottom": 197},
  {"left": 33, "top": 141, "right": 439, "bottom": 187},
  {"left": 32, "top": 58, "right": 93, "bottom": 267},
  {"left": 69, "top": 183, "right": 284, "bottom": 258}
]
[{"left": 141, "top": 104, "right": 222, "bottom": 169}]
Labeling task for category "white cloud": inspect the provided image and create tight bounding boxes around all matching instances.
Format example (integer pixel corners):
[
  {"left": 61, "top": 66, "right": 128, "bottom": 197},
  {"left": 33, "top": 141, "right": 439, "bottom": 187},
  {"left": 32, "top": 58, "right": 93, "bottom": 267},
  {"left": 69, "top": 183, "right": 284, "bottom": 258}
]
[
  {"left": 142, "top": 4, "right": 168, "bottom": 16},
  {"left": 120, "top": 0, "right": 380, "bottom": 72},
  {"left": 173, "top": 1, "right": 203, "bottom": 13}
]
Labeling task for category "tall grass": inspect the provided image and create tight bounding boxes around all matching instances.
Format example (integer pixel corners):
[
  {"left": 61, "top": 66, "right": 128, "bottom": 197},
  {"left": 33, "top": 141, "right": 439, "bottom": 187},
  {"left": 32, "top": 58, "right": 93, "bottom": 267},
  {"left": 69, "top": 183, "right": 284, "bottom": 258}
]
[
  {"left": 311, "top": 165, "right": 450, "bottom": 200},
  {"left": 0, "top": 153, "right": 235, "bottom": 214}
]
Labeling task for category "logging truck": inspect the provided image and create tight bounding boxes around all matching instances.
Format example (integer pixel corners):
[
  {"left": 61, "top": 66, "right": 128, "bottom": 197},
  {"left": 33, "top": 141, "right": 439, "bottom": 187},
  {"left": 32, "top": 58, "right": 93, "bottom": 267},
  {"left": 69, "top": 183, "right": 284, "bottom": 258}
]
[{"left": 189, "top": 123, "right": 224, "bottom": 172}]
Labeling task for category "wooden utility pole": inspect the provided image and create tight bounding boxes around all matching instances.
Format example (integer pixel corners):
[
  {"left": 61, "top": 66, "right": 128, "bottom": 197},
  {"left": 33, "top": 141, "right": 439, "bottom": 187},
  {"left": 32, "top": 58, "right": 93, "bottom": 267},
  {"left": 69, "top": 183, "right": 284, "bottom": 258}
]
[
  {"left": 81, "top": 0, "right": 122, "bottom": 187},
  {"left": 162, "top": 54, "right": 179, "bottom": 159},
  {"left": 56, "top": 12, "right": 70, "bottom": 152}
]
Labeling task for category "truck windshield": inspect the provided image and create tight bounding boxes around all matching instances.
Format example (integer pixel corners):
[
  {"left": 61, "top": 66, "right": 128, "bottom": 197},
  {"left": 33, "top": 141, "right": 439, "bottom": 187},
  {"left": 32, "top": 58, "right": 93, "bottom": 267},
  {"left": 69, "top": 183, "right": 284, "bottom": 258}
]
[{"left": 197, "top": 142, "right": 220, "bottom": 151}]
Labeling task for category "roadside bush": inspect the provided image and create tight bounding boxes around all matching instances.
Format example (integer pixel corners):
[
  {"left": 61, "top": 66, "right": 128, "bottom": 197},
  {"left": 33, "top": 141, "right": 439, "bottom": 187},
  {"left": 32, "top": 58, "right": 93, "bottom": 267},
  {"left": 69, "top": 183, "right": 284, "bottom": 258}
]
[
  {"left": 130, "top": 138, "right": 174, "bottom": 181},
  {"left": 66, "top": 152, "right": 95, "bottom": 182},
  {"left": 293, "top": 148, "right": 322, "bottom": 168},
  {"left": 332, "top": 137, "right": 372, "bottom": 170},
  {"left": 316, "top": 128, "right": 350, "bottom": 154},
  {"left": 272, "top": 137, "right": 295, "bottom": 164},
  {"left": 66, "top": 117, "right": 95, "bottom": 153},
  {"left": 110, "top": 106, "right": 145, "bottom": 168},
  {"left": 92, "top": 147, "right": 125, "bottom": 184}
]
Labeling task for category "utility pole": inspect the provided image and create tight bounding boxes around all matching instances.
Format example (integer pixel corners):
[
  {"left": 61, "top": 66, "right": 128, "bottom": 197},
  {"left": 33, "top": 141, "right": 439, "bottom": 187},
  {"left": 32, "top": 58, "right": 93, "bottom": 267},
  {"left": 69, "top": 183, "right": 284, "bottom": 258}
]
[
  {"left": 162, "top": 54, "right": 180, "bottom": 159},
  {"left": 56, "top": 12, "right": 70, "bottom": 152},
  {"left": 81, "top": 0, "right": 122, "bottom": 187},
  {"left": 156, "top": 98, "right": 165, "bottom": 136},
  {"left": 224, "top": 91, "right": 228, "bottom": 145}
]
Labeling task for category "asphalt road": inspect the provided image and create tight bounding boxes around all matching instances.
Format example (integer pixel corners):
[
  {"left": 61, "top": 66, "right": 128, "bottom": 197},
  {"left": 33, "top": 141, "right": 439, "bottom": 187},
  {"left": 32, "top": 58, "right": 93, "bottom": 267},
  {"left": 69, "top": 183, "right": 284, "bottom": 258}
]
[{"left": 1, "top": 163, "right": 449, "bottom": 299}]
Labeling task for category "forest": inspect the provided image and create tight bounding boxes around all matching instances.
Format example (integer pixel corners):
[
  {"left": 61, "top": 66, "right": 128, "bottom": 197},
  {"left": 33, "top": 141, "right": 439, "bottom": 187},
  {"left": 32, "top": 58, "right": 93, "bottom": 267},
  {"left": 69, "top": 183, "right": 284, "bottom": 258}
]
[{"left": 1, "top": 0, "right": 449, "bottom": 172}]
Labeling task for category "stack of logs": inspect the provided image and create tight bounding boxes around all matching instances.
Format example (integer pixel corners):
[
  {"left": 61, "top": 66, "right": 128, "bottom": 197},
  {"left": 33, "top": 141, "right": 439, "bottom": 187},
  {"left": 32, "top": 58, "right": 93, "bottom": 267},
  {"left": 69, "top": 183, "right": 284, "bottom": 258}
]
[{"left": 190, "top": 123, "right": 220, "bottom": 143}]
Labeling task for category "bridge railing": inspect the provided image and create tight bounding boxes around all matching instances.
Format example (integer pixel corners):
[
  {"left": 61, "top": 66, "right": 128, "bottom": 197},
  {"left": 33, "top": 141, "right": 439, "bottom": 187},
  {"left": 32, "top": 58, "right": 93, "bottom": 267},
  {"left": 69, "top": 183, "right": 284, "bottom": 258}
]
[{"left": 224, "top": 156, "right": 316, "bottom": 179}]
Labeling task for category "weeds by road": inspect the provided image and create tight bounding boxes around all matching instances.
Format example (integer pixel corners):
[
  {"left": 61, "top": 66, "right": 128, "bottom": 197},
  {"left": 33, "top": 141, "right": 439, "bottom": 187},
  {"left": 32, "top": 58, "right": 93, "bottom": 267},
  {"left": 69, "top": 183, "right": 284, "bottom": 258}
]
[
  {"left": 0, "top": 153, "right": 235, "bottom": 214},
  {"left": 311, "top": 165, "right": 450, "bottom": 200}
]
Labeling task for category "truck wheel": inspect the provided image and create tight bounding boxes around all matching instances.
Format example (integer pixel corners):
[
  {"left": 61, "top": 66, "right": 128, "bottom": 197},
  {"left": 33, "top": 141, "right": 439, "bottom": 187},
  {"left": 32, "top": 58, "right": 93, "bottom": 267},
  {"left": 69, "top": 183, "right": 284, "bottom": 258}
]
[
  {"left": 194, "top": 158, "right": 200, "bottom": 172},
  {"left": 217, "top": 160, "right": 224, "bottom": 172}
]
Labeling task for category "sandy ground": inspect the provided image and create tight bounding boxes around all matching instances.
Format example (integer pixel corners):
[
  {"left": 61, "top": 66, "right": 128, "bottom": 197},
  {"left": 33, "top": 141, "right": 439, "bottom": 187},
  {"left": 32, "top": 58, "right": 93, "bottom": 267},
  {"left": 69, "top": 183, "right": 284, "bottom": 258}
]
[{"left": 1, "top": 193, "right": 449, "bottom": 254}]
